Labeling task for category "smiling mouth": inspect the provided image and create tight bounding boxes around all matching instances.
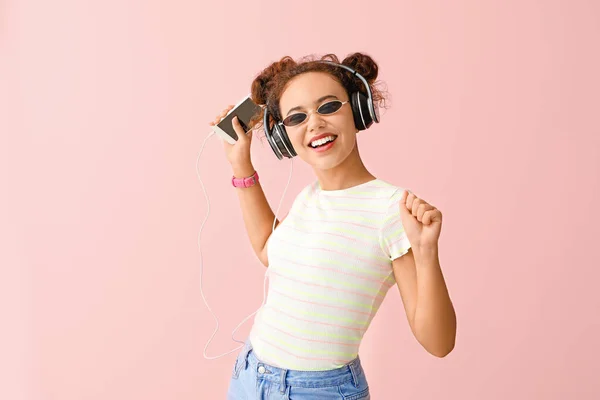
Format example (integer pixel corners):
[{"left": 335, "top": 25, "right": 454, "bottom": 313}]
[{"left": 309, "top": 135, "right": 337, "bottom": 148}]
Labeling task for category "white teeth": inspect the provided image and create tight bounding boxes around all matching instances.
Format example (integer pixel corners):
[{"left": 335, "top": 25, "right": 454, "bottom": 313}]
[{"left": 310, "top": 136, "right": 335, "bottom": 148}]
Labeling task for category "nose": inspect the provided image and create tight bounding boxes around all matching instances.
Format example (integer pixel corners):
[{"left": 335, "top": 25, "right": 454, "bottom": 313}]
[{"left": 306, "top": 109, "right": 326, "bottom": 132}]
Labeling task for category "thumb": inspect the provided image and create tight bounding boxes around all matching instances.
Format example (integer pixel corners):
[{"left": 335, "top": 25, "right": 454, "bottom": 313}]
[
  {"left": 399, "top": 189, "right": 411, "bottom": 215},
  {"left": 232, "top": 116, "right": 250, "bottom": 143}
]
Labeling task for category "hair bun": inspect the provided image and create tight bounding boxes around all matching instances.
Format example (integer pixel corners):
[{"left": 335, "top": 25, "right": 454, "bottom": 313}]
[
  {"left": 341, "top": 53, "right": 379, "bottom": 83},
  {"left": 251, "top": 56, "right": 297, "bottom": 105}
]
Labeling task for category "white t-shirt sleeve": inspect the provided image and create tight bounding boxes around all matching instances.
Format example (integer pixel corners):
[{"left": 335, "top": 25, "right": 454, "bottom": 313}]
[{"left": 379, "top": 189, "right": 412, "bottom": 260}]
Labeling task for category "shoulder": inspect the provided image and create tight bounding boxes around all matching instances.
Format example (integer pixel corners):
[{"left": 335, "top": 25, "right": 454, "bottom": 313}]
[
  {"left": 296, "top": 180, "right": 319, "bottom": 201},
  {"left": 371, "top": 179, "right": 408, "bottom": 207},
  {"left": 287, "top": 181, "right": 318, "bottom": 211}
]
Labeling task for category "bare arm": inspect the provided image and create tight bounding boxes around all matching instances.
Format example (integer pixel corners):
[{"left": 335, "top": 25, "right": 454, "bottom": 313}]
[
  {"left": 392, "top": 246, "right": 456, "bottom": 357},
  {"left": 231, "top": 163, "right": 281, "bottom": 267},
  {"left": 210, "top": 108, "right": 280, "bottom": 267}
]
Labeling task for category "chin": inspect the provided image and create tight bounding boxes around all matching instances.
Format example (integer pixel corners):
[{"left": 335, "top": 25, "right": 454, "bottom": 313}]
[
  {"left": 296, "top": 137, "right": 356, "bottom": 170},
  {"left": 305, "top": 152, "right": 350, "bottom": 171},
  {"left": 315, "top": 157, "right": 346, "bottom": 170}
]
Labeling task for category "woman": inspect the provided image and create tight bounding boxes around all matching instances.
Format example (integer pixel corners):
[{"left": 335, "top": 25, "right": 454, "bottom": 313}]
[{"left": 209, "top": 52, "right": 456, "bottom": 399}]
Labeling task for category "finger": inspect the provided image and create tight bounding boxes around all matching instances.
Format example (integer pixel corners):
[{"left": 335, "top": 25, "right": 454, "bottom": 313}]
[
  {"left": 213, "top": 106, "right": 235, "bottom": 124},
  {"left": 405, "top": 192, "right": 416, "bottom": 212},
  {"left": 417, "top": 203, "right": 434, "bottom": 222},
  {"left": 232, "top": 116, "right": 249, "bottom": 142},
  {"left": 422, "top": 209, "right": 442, "bottom": 225},
  {"left": 432, "top": 209, "right": 443, "bottom": 224},
  {"left": 410, "top": 197, "right": 422, "bottom": 217},
  {"left": 399, "top": 190, "right": 411, "bottom": 215},
  {"left": 220, "top": 106, "right": 234, "bottom": 118},
  {"left": 422, "top": 210, "right": 433, "bottom": 225},
  {"left": 400, "top": 189, "right": 408, "bottom": 202},
  {"left": 215, "top": 112, "right": 227, "bottom": 123}
]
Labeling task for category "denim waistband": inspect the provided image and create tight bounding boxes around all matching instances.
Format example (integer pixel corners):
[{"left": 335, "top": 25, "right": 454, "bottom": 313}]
[{"left": 234, "top": 340, "right": 364, "bottom": 391}]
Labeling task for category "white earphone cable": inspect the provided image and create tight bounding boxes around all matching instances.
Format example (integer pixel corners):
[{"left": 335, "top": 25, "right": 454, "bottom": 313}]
[{"left": 196, "top": 130, "right": 293, "bottom": 360}]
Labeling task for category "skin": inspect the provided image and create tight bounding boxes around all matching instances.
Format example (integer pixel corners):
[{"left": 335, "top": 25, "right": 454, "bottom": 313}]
[
  {"left": 277, "top": 72, "right": 375, "bottom": 191},
  {"left": 209, "top": 71, "right": 456, "bottom": 358}
]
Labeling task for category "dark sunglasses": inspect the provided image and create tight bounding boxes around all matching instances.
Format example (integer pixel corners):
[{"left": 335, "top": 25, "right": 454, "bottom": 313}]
[{"left": 281, "top": 100, "right": 350, "bottom": 127}]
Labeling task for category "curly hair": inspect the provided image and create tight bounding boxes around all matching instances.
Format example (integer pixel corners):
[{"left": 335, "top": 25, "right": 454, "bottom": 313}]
[{"left": 248, "top": 52, "right": 390, "bottom": 132}]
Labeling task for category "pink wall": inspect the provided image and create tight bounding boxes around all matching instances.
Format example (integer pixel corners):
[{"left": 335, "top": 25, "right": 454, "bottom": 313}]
[{"left": 2, "top": 0, "right": 599, "bottom": 399}]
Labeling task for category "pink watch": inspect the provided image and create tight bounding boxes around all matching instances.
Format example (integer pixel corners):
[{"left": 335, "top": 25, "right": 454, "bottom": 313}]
[{"left": 232, "top": 171, "right": 259, "bottom": 188}]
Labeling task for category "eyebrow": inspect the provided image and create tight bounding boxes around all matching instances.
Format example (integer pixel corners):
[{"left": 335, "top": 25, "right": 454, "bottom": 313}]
[{"left": 285, "top": 95, "right": 339, "bottom": 116}]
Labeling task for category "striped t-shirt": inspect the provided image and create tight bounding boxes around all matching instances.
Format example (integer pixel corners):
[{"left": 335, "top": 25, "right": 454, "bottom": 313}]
[{"left": 248, "top": 178, "right": 412, "bottom": 371}]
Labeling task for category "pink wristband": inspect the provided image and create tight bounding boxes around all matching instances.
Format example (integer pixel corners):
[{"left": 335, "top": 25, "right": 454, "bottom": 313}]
[{"left": 232, "top": 171, "right": 259, "bottom": 188}]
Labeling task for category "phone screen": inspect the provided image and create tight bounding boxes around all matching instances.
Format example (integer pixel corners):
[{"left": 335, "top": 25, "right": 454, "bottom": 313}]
[{"left": 214, "top": 96, "right": 262, "bottom": 142}]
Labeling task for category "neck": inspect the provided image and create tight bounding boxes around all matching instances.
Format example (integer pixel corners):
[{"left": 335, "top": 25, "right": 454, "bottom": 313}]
[{"left": 313, "top": 143, "right": 375, "bottom": 191}]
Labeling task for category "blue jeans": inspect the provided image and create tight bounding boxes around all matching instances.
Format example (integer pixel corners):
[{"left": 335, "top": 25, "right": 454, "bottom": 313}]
[{"left": 227, "top": 340, "right": 370, "bottom": 399}]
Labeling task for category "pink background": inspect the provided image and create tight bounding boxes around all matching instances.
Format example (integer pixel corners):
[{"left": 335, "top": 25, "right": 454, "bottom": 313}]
[{"left": 2, "top": 0, "right": 599, "bottom": 399}]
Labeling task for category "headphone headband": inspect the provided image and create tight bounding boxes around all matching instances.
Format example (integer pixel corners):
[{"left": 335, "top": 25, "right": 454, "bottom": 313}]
[{"left": 317, "top": 61, "right": 376, "bottom": 119}]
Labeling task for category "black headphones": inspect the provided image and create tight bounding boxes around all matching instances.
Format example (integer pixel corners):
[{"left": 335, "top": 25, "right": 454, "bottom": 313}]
[{"left": 263, "top": 61, "right": 380, "bottom": 160}]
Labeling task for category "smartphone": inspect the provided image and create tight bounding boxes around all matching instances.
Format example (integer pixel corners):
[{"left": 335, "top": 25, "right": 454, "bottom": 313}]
[{"left": 212, "top": 95, "right": 262, "bottom": 144}]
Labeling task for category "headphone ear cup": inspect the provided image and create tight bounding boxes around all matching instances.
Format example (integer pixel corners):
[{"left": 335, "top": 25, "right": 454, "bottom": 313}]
[
  {"left": 265, "top": 125, "right": 283, "bottom": 160},
  {"left": 281, "top": 126, "right": 297, "bottom": 158},
  {"left": 264, "top": 109, "right": 283, "bottom": 160},
  {"left": 272, "top": 124, "right": 297, "bottom": 159},
  {"left": 264, "top": 107, "right": 297, "bottom": 159},
  {"left": 350, "top": 91, "right": 373, "bottom": 131}
]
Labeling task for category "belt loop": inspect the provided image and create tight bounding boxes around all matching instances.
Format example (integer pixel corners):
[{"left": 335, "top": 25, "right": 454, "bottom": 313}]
[
  {"left": 233, "top": 346, "right": 249, "bottom": 378},
  {"left": 349, "top": 358, "right": 360, "bottom": 388},
  {"left": 241, "top": 341, "right": 252, "bottom": 370},
  {"left": 279, "top": 368, "right": 288, "bottom": 394}
]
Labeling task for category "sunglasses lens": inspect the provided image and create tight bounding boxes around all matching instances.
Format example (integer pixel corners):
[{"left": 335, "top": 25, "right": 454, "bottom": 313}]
[
  {"left": 282, "top": 113, "right": 307, "bottom": 127},
  {"left": 282, "top": 101, "right": 344, "bottom": 126},
  {"left": 317, "top": 100, "right": 343, "bottom": 115}
]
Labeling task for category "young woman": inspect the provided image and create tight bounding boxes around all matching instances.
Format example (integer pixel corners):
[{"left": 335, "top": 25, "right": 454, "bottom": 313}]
[{"left": 209, "top": 52, "right": 456, "bottom": 400}]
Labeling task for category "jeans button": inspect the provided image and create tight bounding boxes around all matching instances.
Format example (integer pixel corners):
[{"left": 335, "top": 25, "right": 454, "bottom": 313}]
[{"left": 258, "top": 366, "right": 266, "bottom": 374}]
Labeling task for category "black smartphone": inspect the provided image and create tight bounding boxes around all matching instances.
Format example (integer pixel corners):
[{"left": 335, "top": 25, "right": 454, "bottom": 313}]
[{"left": 212, "top": 95, "right": 262, "bottom": 144}]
